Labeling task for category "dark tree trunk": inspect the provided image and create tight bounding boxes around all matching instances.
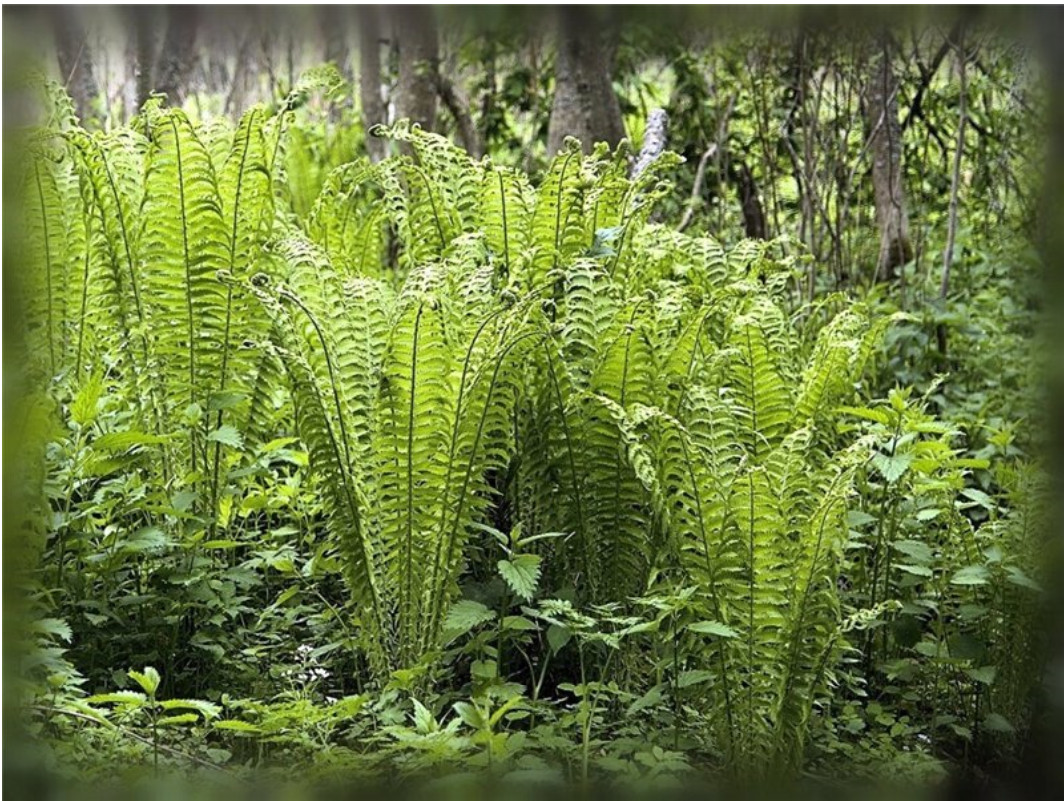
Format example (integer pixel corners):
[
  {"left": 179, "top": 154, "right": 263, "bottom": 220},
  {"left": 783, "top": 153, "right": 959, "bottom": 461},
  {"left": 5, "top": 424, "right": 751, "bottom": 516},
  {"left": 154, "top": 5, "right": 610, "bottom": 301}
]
[
  {"left": 546, "top": 7, "right": 625, "bottom": 155},
  {"left": 737, "top": 162, "right": 768, "bottom": 240},
  {"left": 50, "top": 7, "right": 100, "bottom": 124},
  {"left": 392, "top": 7, "right": 438, "bottom": 131},
  {"left": 865, "top": 33, "right": 912, "bottom": 281},
  {"left": 133, "top": 8, "right": 157, "bottom": 111},
  {"left": 358, "top": 6, "right": 388, "bottom": 162},
  {"left": 155, "top": 7, "right": 200, "bottom": 105}
]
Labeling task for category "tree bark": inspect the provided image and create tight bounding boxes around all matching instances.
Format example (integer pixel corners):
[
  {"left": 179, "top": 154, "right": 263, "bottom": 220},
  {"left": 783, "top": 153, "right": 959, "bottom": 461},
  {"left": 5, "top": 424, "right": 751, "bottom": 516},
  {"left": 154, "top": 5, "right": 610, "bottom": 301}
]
[
  {"left": 865, "top": 33, "right": 913, "bottom": 282},
  {"left": 392, "top": 7, "right": 438, "bottom": 131},
  {"left": 322, "top": 7, "right": 352, "bottom": 81},
  {"left": 938, "top": 28, "right": 967, "bottom": 358},
  {"left": 132, "top": 8, "right": 157, "bottom": 111},
  {"left": 50, "top": 7, "right": 100, "bottom": 124},
  {"left": 155, "top": 7, "right": 199, "bottom": 106},
  {"left": 737, "top": 162, "right": 768, "bottom": 240},
  {"left": 358, "top": 6, "right": 388, "bottom": 162},
  {"left": 546, "top": 7, "right": 626, "bottom": 155}
]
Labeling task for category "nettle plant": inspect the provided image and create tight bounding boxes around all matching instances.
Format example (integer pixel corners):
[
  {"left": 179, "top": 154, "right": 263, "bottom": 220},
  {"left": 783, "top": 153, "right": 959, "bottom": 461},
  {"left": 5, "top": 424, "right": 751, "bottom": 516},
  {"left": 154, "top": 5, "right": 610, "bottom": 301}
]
[{"left": 22, "top": 86, "right": 904, "bottom": 778}]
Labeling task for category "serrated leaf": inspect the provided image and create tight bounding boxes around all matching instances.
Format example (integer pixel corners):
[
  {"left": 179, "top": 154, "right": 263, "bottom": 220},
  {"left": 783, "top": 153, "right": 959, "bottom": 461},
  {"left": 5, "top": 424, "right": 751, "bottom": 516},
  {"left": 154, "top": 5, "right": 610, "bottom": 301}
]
[
  {"left": 443, "top": 600, "right": 495, "bottom": 638},
  {"left": 207, "top": 424, "right": 243, "bottom": 449},
  {"left": 498, "top": 554, "right": 542, "bottom": 601},
  {"left": 87, "top": 691, "right": 147, "bottom": 706},
  {"left": 128, "top": 666, "right": 161, "bottom": 696},
  {"left": 160, "top": 699, "right": 221, "bottom": 718},
  {"left": 872, "top": 452, "right": 913, "bottom": 484},
  {"left": 32, "top": 617, "right": 72, "bottom": 642},
  {"left": 687, "top": 621, "right": 739, "bottom": 638}
]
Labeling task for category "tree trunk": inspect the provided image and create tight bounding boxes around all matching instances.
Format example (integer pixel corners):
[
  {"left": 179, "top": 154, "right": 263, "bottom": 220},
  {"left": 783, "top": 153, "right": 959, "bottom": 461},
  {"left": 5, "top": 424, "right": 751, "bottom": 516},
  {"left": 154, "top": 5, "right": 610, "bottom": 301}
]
[
  {"left": 737, "top": 162, "right": 768, "bottom": 240},
  {"left": 50, "top": 7, "right": 100, "bottom": 124},
  {"left": 132, "top": 8, "right": 157, "bottom": 111},
  {"left": 155, "top": 7, "right": 199, "bottom": 106},
  {"left": 547, "top": 8, "right": 625, "bottom": 155},
  {"left": 358, "top": 6, "right": 388, "bottom": 162},
  {"left": 865, "top": 34, "right": 912, "bottom": 282},
  {"left": 392, "top": 7, "right": 438, "bottom": 131},
  {"left": 322, "top": 7, "right": 352, "bottom": 80}
]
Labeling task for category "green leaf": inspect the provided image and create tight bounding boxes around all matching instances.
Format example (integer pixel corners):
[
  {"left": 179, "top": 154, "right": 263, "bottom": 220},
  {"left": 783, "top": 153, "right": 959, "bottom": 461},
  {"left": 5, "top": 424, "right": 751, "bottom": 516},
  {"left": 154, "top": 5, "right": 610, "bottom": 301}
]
[
  {"left": 983, "top": 712, "right": 1014, "bottom": 734},
  {"left": 1005, "top": 566, "right": 1041, "bottom": 592},
  {"left": 546, "top": 624, "right": 572, "bottom": 654},
  {"left": 443, "top": 600, "right": 495, "bottom": 638},
  {"left": 32, "top": 617, "right": 72, "bottom": 642},
  {"left": 965, "top": 666, "right": 997, "bottom": 686},
  {"left": 157, "top": 713, "right": 199, "bottom": 726},
  {"left": 207, "top": 424, "right": 243, "bottom": 449},
  {"left": 214, "top": 719, "right": 261, "bottom": 734},
  {"left": 128, "top": 666, "right": 161, "bottom": 697},
  {"left": 895, "top": 564, "right": 933, "bottom": 578},
  {"left": 872, "top": 452, "right": 913, "bottom": 484},
  {"left": 950, "top": 565, "right": 990, "bottom": 586},
  {"left": 893, "top": 539, "right": 933, "bottom": 564},
  {"left": 160, "top": 699, "right": 221, "bottom": 719},
  {"left": 453, "top": 701, "right": 485, "bottom": 729},
  {"left": 87, "top": 691, "right": 146, "bottom": 707},
  {"left": 502, "top": 615, "right": 539, "bottom": 632},
  {"left": 498, "top": 554, "right": 542, "bottom": 601},
  {"left": 70, "top": 374, "right": 104, "bottom": 427},
  {"left": 677, "top": 670, "right": 715, "bottom": 688},
  {"left": 92, "top": 431, "right": 168, "bottom": 452},
  {"left": 687, "top": 621, "right": 739, "bottom": 638},
  {"left": 627, "top": 683, "right": 665, "bottom": 715}
]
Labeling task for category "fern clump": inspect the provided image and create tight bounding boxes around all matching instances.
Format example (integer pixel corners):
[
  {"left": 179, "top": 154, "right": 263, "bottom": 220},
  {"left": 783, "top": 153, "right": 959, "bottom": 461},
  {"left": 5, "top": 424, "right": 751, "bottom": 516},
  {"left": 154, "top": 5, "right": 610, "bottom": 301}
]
[{"left": 20, "top": 91, "right": 898, "bottom": 778}]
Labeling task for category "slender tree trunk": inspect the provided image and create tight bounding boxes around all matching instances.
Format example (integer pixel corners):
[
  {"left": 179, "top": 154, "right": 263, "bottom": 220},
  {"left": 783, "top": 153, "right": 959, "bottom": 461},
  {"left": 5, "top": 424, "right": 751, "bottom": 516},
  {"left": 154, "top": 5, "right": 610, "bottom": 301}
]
[
  {"left": 865, "top": 33, "right": 913, "bottom": 282},
  {"left": 155, "top": 7, "right": 199, "bottom": 106},
  {"left": 546, "top": 7, "right": 625, "bottom": 155},
  {"left": 322, "top": 7, "right": 352, "bottom": 80},
  {"left": 50, "top": 7, "right": 100, "bottom": 124},
  {"left": 392, "top": 7, "right": 438, "bottom": 131},
  {"left": 358, "top": 6, "right": 388, "bottom": 162},
  {"left": 938, "top": 29, "right": 968, "bottom": 357}
]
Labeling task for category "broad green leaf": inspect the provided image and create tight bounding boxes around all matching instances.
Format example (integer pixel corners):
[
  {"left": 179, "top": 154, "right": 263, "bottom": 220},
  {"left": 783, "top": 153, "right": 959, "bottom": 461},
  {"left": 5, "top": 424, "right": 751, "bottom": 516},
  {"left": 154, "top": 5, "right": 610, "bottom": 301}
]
[
  {"left": 128, "top": 666, "right": 161, "bottom": 697},
  {"left": 498, "top": 554, "right": 542, "bottom": 601},
  {"left": 687, "top": 621, "right": 739, "bottom": 638},
  {"left": 443, "top": 600, "right": 495, "bottom": 638},
  {"left": 207, "top": 424, "right": 243, "bottom": 449},
  {"left": 950, "top": 565, "right": 990, "bottom": 586}
]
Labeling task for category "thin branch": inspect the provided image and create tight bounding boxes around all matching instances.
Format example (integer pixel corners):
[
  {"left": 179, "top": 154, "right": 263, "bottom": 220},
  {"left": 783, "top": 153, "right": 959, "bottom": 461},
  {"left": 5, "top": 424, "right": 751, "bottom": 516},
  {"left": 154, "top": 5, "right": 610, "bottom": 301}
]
[
  {"left": 678, "top": 145, "right": 718, "bottom": 233},
  {"left": 938, "top": 28, "right": 968, "bottom": 357}
]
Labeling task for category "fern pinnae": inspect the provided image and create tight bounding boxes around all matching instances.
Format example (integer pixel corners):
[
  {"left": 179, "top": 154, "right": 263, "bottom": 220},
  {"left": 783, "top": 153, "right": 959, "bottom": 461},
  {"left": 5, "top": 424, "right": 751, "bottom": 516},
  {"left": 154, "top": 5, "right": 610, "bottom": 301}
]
[
  {"left": 539, "top": 334, "right": 593, "bottom": 594},
  {"left": 425, "top": 325, "right": 543, "bottom": 650},
  {"left": 279, "top": 288, "right": 357, "bottom": 477},
  {"left": 32, "top": 159, "right": 58, "bottom": 374},
  {"left": 422, "top": 304, "right": 513, "bottom": 638}
]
